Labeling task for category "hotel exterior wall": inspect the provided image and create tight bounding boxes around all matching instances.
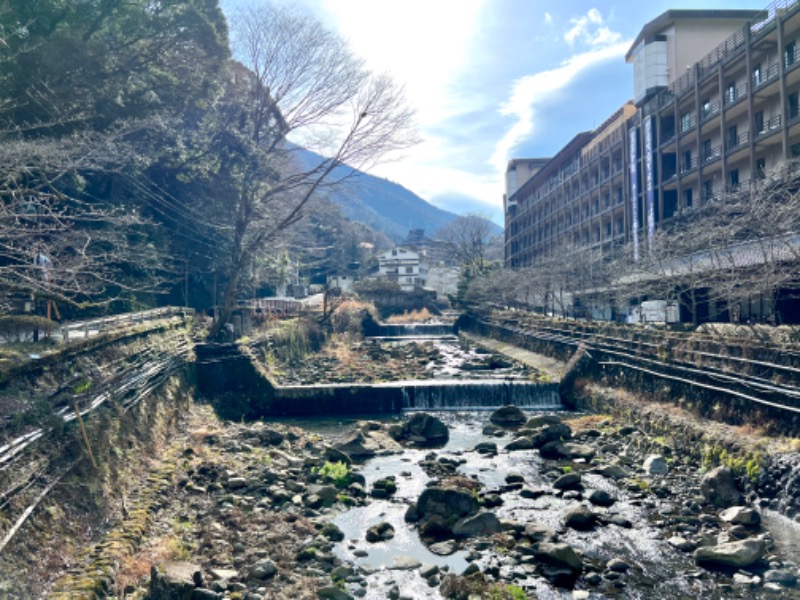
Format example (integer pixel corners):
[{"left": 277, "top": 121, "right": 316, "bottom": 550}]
[{"left": 505, "top": 3, "right": 800, "bottom": 270}]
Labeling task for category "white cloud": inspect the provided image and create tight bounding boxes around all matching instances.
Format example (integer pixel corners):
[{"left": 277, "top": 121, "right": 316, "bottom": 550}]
[
  {"left": 544, "top": 12, "right": 553, "bottom": 26},
  {"left": 489, "top": 39, "right": 631, "bottom": 173},
  {"left": 565, "top": 7, "right": 620, "bottom": 47}
]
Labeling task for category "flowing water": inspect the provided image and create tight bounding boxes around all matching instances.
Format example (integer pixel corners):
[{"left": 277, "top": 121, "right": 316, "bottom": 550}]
[{"left": 298, "top": 413, "right": 738, "bottom": 600}]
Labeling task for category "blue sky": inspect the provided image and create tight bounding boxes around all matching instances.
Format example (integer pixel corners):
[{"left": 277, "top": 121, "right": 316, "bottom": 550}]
[{"left": 222, "top": 1, "right": 761, "bottom": 225}]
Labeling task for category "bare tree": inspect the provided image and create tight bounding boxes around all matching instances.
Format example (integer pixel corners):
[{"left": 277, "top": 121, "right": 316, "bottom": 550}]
[
  {"left": 435, "top": 214, "right": 494, "bottom": 279},
  {"left": 0, "top": 132, "right": 166, "bottom": 313},
  {"left": 201, "top": 2, "right": 418, "bottom": 337}
]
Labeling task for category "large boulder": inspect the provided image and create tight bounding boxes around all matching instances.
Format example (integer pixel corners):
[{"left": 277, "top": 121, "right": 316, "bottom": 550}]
[
  {"left": 530, "top": 423, "right": 572, "bottom": 448},
  {"left": 534, "top": 542, "right": 583, "bottom": 586},
  {"left": 564, "top": 505, "right": 596, "bottom": 531},
  {"left": 452, "top": 512, "right": 502, "bottom": 538},
  {"left": 540, "top": 441, "right": 595, "bottom": 461},
  {"left": 524, "top": 414, "right": 564, "bottom": 429},
  {"left": 553, "top": 472, "right": 582, "bottom": 491},
  {"left": 701, "top": 466, "right": 742, "bottom": 508},
  {"left": 720, "top": 506, "right": 761, "bottom": 527},
  {"left": 694, "top": 538, "right": 765, "bottom": 569},
  {"left": 333, "top": 429, "right": 378, "bottom": 460},
  {"left": 149, "top": 561, "right": 202, "bottom": 600},
  {"left": 643, "top": 455, "right": 669, "bottom": 475},
  {"left": 416, "top": 487, "right": 480, "bottom": 521},
  {"left": 523, "top": 522, "right": 557, "bottom": 543},
  {"left": 489, "top": 405, "right": 527, "bottom": 428},
  {"left": 394, "top": 413, "right": 449, "bottom": 447}
]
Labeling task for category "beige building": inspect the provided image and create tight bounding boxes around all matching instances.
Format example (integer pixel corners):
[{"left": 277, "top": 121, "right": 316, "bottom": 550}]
[{"left": 505, "top": 6, "right": 800, "bottom": 267}]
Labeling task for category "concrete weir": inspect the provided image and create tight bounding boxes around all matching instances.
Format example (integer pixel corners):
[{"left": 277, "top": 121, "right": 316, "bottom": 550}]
[{"left": 195, "top": 343, "right": 561, "bottom": 418}]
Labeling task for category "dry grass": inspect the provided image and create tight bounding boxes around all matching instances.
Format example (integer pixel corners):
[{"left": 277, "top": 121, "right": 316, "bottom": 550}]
[
  {"left": 563, "top": 413, "right": 614, "bottom": 433},
  {"left": 115, "top": 533, "right": 188, "bottom": 596},
  {"left": 385, "top": 308, "right": 435, "bottom": 324},
  {"left": 322, "top": 333, "right": 359, "bottom": 367}
]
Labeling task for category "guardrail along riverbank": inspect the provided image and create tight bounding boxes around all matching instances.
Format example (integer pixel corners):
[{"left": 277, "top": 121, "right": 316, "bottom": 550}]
[{"left": 465, "top": 313, "right": 800, "bottom": 434}]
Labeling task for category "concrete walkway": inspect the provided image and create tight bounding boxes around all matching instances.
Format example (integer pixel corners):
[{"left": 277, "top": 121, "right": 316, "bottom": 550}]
[{"left": 460, "top": 331, "right": 567, "bottom": 382}]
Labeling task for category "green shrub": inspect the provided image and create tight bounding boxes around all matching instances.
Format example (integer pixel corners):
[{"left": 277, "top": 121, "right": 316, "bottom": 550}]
[{"left": 314, "top": 461, "right": 352, "bottom": 488}]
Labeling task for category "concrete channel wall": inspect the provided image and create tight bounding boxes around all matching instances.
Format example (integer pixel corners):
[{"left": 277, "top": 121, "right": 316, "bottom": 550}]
[{"left": 195, "top": 342, "right": 561, "bottom": 418}]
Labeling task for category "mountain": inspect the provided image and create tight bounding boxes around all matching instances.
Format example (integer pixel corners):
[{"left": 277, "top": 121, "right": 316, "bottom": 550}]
[{"left": 294, "top": 147, "right": 502, "bottom": 243}]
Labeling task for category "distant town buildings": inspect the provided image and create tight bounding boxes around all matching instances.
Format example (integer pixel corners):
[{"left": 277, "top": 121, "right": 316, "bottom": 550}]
[{"left": 378, "top": 247, "right": 426, "bottom": 292}]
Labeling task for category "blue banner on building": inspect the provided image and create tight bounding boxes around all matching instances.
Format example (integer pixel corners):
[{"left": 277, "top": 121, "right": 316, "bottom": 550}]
[
  {"left": 629, "top": 127, "right": 639, "bottom": 261},
  {"left": 644, "top": 116, "right": 656, "bottom": 248}
]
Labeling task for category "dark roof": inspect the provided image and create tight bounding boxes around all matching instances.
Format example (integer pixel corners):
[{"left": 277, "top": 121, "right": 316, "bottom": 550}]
[{"left": 626, "top": 9, "right": 766, "bottom": 61}]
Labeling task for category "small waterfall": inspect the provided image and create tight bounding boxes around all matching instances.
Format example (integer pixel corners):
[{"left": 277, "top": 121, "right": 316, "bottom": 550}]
[
  {"left": 398, "top": 380, "right": 561, "bottom": 411},
  {"left": 373, "top": 323, "right": 455, "bottom": 338}
]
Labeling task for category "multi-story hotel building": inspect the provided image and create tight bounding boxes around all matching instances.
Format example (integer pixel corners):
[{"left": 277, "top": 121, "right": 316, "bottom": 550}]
[{"left": 505, "top": 5, "right": 800, "bottom": 270}]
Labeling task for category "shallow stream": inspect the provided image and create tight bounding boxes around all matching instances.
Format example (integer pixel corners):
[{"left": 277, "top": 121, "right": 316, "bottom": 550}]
[{"left": 286, "top": 413, "right": 780, "bottom": 599}]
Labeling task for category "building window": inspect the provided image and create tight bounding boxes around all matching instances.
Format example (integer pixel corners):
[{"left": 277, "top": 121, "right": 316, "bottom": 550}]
[
  {"left": 703, "top": 180, "right": 713, "bottom": 200},
  {"left": 405, "top": 266, "right": 413, "bottom": 274},
  {"left": 682, "top": 149, "right": 692, "bottom": 170},
  {"left": 680, "top": 112, "right": 693, "bottom": 132},
  {"left": 787, "top": 40, "right": 797, "bottom": 67},
  {"left": 726, "top": 124, "right": 738, "bottom": 149},
  {"left": 725, "top": 82, "right": 737, "bottom": 104},
  {"left": 702, "top": 139, "right": 712, "bottom": 161},
  {"left": 701, "top": 98, "right": 712, "bottom": 119},
  {"left": 684, "top": 188, "right": 693, "bottom": 210},
  {"left": 789, "top": 92, "right": 800, "bottom": 121},
  {"left": 753, "top": 63, "right": 762, "bottom": 86},
  {"left": 756, "top": 158, "right": 766, "bottom": 180},
  {"left": 729, "top": 169, "right": 739, "bottom": 189},
  {"left": 754, "top": 110, "right": 764, "bottom": 134}
]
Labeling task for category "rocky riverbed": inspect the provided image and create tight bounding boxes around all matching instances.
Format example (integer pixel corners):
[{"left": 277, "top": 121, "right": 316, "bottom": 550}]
[
  {"left": 271, "top": 338, "right": 546, "bottom": 385},
  {"left": 56, "top": 402, "right": 800, "bottom": 600}
]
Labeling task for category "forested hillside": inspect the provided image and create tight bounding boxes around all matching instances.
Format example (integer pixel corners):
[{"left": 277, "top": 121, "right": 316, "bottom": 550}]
[{"left": 0, "top": 0, "right": 416, "bottom": 332}]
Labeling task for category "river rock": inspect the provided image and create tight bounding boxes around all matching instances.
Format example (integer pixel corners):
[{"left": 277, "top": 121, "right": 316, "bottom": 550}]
[
  {"left": 564, "top": 505, "right": 596, "bottom": 530},
  {"left": 701, "top": 466, "right": 742, "bottom": 508},
  {"left": 533, "top": 542, "right": 583, "bottom": 583},
  {"left": 371, "top": 477, "right": 397, "bottom": 498},
  {"left": 489, "top": 405, "right": 527, "bottom": 427},
  {"left": 694, "top": 538, "right": 766, "bottom": 569},
  {"left": 249, "top": 558, "right": 278, "bottom": 579},
  {"left": 474, "top": 441, "right": 498, "bottom": 455},
  {"left": 643, "top": 455, "right": 669, "bottom": 475},
  {"left": 595, "top": 464, "right": 629, "bottom": 480},
  {"left": 366, "top": 521, "right": 395, "bottom": 542},
  {"left": 524, "top": 414, "right": 564, "bottom": 429},
  {"left": 553, "top": 472, "right": 582, "bottom": 491},
  {"left": 523, "top": 522, "right": 557, "bottom": 543},
  {"left": 720, "top": 506, "right": 761, "bottom": 526},
  {"left": 394, "top": 413, "right": 449, "bottom": 447},
  {"left": 416, "top": 487, "right": 480, "bottom": 521},
  {"left": 452, "top": 512, "right": 502, "bottom": 538},
  {"left": 392, "top": 556, "right": 422, "bottom": 570},
  {"left": 668, "top": 536, "right": 696, "bottom": 552},
  {"left": 540, "top": 441, "right": 595, "bottom": 460},
  {"left": 149, "top": 561, "right": 202, "bottom": 599},
  {"left": 429, "top": 539, "right": 459, "bottom": 555},
  {"left": 530, "top": 423, "right": 572, "bottom": 448},
  {"left": 333, "top": 430, "right": 378, "bottom": 460},
  {"left": 506, "top": 436, "right": 535, "bottom": 451},
  {"left": 317, "top": 586, "right": 354, "bottom": 600},
  {"left": 588, "top": 489, "right": 616, "bottom": 507},
  {"left": 764, "top": 568, "right": 798, "bottom": 585}
]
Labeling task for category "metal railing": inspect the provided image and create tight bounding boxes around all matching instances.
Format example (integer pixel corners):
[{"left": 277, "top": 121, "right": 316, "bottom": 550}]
[
  {"left": 754, "top": 114, "right": 782, "bottom": 139},
  {"left": 58, "top": 306, "right": 191, "bottom": 342},
  {"left": 725, "top": 130, "right": 750, "bottom": 152}
]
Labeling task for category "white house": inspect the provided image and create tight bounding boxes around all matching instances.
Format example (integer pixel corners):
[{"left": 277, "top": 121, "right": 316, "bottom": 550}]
[{"left": 378, "top": 247, "right": 426, "bottom": 292}]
